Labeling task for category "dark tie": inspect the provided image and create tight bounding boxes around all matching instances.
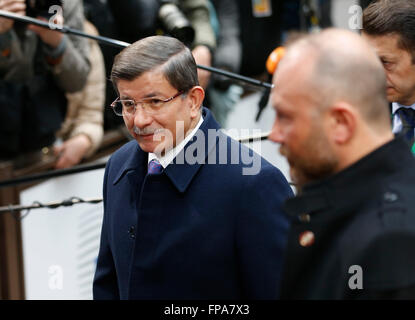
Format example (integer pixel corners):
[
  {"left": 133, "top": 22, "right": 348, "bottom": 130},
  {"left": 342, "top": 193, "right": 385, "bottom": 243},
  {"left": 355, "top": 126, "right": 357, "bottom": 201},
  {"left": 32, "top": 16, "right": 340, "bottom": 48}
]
[
  {"left": 148, "top": 159, "right": 163, "bottom": 174},
  {"left": 396, "top": 107, "right": 415, "bottom": 148}
]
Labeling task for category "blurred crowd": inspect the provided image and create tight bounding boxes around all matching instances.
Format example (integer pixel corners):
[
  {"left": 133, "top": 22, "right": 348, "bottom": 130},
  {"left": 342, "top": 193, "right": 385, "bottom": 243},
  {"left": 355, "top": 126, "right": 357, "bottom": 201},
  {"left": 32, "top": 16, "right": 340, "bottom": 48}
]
[{"left": 0, "top": 0, "right": 372, "bottom": 169}]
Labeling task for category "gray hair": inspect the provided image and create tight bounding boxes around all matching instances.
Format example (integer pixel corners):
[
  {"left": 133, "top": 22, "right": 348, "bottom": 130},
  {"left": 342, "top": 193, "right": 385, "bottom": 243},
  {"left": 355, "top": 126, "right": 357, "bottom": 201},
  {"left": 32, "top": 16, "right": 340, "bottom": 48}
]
[{"left": 111, "top": 36, "right": 199, "bottom": 92}]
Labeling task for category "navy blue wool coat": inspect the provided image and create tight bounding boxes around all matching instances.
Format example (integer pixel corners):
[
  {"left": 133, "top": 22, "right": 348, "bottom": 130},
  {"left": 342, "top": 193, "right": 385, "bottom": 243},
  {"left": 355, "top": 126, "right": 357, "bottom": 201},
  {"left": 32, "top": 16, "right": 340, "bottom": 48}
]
[{"left": 93, "top": 108, "right": 293, "bottom": 299}]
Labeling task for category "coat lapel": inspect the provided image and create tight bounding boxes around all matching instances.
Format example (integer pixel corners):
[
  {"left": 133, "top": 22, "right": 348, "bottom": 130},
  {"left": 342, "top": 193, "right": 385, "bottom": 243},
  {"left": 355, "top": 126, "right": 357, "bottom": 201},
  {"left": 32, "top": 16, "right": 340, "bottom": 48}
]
[
  {"left": 111, "top": 142, "right": 147, "bottom": 201},
  {"left": 164, "top": 107, "right": 221, "bottom": 193}
]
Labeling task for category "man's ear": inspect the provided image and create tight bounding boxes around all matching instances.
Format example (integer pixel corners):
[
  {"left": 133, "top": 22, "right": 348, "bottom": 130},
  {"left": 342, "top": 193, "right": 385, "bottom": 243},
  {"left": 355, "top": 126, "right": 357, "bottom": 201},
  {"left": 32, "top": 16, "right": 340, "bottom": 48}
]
[
  {"left": 187, "top": 86, "right": 205, "bottom": 118},
  {"left": 328, "top": 102, "right": 357, "bottom": 145}
]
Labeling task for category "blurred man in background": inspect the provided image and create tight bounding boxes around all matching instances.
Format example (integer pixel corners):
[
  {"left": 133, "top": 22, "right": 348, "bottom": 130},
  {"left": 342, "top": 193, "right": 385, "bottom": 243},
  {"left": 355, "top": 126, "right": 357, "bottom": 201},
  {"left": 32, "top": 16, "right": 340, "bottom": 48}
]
[
  {"left": 0, "top": 0, "right": 90, "bottom": 161},
  {"left": 54, "top": 20, "right": 105, "bottom": 169},
  {"left": 362, "top": 0, "right": 415, "bottom": 153},
  {"left": 270, "top": 29, "right": 415, "bottom": 299}
]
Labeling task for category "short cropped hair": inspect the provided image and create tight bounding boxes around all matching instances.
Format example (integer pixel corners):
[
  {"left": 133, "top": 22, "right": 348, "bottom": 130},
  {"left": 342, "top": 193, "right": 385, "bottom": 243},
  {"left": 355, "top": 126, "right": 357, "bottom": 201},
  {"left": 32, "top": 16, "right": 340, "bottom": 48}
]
[
  {"left": 111, "top": 36, "right": 199, "bottom": 92},
  {"left": 363, "top": 0, "right": 415, "bottom": 62},
  {"left": 283, "top": 30, "right": 390, "bottom": 131}
]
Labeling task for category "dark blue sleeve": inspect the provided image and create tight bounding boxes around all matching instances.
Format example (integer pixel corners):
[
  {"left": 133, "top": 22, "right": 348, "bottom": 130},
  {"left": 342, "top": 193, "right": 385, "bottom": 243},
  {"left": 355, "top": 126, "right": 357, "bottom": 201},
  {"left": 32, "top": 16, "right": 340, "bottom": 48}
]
[
  {"left": 236, "top": 161, "right": 293, "bottom": 299},
  {"left": 93, "top": 158, "right": 120, "bottom": 300}
]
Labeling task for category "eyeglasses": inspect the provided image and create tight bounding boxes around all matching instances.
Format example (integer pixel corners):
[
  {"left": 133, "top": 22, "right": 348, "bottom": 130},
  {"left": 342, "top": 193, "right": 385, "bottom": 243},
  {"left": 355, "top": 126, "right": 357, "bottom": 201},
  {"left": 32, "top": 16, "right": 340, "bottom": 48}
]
[{"left": 110, "top": 91, "right": 184, "bottom": 116}]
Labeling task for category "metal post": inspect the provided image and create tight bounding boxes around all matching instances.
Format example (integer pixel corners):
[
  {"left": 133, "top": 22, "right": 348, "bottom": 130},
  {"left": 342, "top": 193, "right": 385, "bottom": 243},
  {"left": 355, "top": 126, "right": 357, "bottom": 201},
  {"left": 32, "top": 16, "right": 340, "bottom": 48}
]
[{"left": 0, "top": 161, "right": 25, "bottom": 299}]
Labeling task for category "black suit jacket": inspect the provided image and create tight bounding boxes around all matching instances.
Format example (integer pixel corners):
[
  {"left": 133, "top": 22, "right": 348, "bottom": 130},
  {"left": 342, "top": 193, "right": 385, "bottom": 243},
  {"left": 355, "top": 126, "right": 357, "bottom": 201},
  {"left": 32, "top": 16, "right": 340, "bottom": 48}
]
[{"left": 280, "top": 137, "right": 415, "bottom": 299}]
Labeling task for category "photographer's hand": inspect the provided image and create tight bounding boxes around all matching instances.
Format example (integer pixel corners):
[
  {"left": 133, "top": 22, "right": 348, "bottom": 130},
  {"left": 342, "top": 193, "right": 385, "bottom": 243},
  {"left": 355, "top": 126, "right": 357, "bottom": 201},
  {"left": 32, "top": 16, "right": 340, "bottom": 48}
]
[
  {"left": 0, "top": 0, "right": 26, "bottom": 34},
  {"left": 28, "top": 14, "right": 63, "bottom": 48},
  {"left": 53, "top": 134, "right": 91, "bottom": 169}
]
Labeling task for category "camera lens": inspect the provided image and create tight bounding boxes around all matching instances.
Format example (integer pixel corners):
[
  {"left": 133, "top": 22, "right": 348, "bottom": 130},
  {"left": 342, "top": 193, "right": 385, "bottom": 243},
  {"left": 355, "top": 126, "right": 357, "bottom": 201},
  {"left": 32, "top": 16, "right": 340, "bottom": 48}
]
[{"left": 159, "top": 3, "right": 195, "bottom": 46}]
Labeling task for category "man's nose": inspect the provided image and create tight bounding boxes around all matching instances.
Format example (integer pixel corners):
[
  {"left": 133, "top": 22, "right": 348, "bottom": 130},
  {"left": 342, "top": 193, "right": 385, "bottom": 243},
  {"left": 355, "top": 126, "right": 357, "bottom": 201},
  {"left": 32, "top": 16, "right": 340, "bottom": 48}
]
[
  {"left": 384, "top": 72, "right": 393, "bottom": 86},
  {"left": 133, "top": 107, "right": 153, "bottom": 128},
  {"left": 268, "top": 120, "right": 284, "bottom": 144}
]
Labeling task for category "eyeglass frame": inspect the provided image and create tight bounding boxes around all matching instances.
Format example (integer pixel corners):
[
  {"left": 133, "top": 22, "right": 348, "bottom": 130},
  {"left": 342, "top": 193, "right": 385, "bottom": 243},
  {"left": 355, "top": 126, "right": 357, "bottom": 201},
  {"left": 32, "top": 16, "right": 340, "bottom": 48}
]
[{"left": 110, "top": 90, "right": 185, "bottom": 116}]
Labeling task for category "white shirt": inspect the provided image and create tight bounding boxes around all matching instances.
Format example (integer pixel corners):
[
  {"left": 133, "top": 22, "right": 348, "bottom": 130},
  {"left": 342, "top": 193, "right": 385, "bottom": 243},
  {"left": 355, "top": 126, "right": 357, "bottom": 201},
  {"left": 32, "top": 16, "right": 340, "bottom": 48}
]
[
  {"left": 148, "top": 116, "right": 204, "bottom": 168},
  {"left": 392, "top": 102, "right": 415, "bottom": 134}
]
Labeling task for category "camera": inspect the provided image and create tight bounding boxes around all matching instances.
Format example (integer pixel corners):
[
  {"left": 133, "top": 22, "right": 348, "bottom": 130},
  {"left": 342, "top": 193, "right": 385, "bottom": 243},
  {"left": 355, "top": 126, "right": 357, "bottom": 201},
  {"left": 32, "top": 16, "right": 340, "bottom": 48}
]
[
  {"left": 26, "top": 0, "right": 63, "bottom": 19},
  {"left": 159, "top": 0, "right": 195, "bottom": 46}
]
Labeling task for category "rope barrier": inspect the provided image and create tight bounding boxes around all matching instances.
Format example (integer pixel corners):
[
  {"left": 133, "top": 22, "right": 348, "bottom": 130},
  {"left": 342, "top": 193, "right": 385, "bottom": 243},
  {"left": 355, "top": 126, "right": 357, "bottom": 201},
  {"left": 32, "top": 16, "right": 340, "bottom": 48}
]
[{"left": 0, "top": 197, "right": 103, "bottom": 219}]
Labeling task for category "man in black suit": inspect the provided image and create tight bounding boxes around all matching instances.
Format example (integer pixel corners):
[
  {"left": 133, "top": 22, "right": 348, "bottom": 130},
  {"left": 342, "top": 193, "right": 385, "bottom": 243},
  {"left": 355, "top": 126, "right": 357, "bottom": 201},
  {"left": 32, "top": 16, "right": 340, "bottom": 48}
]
[
  {"left": 362, "top": 0, "right": 415, "bottom": 153},
  {"left": 269, "top": 28, "right": 415, "bottom": 299}
]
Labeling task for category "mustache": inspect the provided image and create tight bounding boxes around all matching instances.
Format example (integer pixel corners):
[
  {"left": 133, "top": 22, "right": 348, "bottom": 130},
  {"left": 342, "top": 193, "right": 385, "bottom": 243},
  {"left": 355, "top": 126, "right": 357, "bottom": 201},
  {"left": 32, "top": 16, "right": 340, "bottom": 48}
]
[{"left": 133, "top": 126, "right": 164, "bottom": 135}]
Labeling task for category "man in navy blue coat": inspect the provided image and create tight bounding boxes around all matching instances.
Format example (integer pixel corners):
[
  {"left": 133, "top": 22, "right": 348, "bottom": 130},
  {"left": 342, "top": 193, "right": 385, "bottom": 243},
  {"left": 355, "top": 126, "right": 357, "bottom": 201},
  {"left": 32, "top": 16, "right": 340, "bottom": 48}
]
[{"left": 93, "top": 35, "right": 293, "bottom": 300}]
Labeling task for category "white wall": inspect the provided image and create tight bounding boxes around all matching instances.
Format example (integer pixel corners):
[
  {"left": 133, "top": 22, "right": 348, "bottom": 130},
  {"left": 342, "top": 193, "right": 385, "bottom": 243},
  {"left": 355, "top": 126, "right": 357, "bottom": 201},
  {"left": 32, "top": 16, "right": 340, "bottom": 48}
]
[{"left": 20, "top": 166, "right": 105, "bottom": 300}]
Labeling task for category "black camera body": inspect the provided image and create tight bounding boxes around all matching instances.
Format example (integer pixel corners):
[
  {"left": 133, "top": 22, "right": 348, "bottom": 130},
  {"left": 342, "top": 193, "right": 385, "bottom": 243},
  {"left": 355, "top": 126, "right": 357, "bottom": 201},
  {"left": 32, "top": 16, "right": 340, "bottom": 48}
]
[
  {"left": 159, "top": 0, "right": 195, "bottom": 46},
  {"left": 26, "top": 0, "right": 63, "bottom": 19}
]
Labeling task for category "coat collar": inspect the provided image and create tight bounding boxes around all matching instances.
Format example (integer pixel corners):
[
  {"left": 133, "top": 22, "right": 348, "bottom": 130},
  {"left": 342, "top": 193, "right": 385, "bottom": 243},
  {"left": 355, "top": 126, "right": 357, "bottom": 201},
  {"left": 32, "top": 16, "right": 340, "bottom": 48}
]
[
  {"left": 112, "top": 141, "right": 145, "bottom": 185},
  {"left": 164, "top": 107, "right": 220, "bottom": 193},
  {"left": 112, "top": 107, "right": 221, "bottom": 193},
  {"left": 284, "top": 136, "right": 413, "bottom": 219}
]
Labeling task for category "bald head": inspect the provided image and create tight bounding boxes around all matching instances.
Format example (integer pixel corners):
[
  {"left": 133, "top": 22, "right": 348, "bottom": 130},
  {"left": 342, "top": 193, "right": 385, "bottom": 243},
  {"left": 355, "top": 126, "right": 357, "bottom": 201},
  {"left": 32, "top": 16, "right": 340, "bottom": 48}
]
[{"left": 275, "top": 28, "right": 390, "bottom": 131}]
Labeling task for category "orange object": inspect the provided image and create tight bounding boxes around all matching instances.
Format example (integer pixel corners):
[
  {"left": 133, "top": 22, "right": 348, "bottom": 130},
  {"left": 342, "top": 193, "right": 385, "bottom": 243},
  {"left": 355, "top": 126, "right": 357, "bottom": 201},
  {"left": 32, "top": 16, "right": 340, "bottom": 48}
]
[
  {"left": 1, "top": 48, "right": 11, "bottom": 58},
  {"left": 266, "top": 46, "right": 285, "bottom": 74},
  {"left": 46, "top": 54, "right": 64, "bottom": 66}
]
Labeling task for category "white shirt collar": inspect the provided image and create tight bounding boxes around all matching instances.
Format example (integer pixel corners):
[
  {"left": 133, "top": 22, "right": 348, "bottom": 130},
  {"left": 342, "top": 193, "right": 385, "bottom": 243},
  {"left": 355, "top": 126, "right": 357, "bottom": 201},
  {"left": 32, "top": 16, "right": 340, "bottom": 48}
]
[
  {"left": 148, "top": 115, "right": 204, "bottom": 168},
  {"left": 392, "top": 102, "right": 415, "bottom": 114}
]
